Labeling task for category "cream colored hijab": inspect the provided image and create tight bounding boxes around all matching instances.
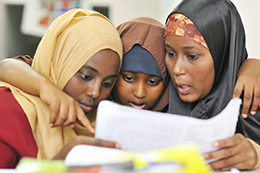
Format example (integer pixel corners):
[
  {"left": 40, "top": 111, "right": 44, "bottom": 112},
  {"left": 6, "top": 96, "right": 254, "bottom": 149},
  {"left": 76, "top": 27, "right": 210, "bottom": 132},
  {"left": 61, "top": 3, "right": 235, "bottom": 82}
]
[{"left": 0, "top": 9, "right": 122, "bottom": 160}]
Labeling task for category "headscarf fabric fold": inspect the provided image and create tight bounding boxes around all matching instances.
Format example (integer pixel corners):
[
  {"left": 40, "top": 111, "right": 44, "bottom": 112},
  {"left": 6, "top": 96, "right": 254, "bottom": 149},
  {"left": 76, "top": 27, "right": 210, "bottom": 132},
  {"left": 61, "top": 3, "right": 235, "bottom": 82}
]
[{"left": 0, "top": 9, "right": 122, "bottom": 159}]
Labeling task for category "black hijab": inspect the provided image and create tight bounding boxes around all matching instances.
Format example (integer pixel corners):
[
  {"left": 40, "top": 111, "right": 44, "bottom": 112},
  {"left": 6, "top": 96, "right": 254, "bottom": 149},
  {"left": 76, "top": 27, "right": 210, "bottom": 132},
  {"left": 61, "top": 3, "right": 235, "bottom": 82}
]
[{"left": 166, "top": 0, "right": 260, "bottom": 144}]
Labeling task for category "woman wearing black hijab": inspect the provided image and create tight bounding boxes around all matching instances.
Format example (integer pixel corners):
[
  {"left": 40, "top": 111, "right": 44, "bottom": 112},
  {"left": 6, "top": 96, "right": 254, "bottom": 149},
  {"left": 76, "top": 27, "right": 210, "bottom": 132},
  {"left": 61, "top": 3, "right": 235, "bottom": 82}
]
[{"left": 164, "top": 0, "right": 260, "bottom": 171}]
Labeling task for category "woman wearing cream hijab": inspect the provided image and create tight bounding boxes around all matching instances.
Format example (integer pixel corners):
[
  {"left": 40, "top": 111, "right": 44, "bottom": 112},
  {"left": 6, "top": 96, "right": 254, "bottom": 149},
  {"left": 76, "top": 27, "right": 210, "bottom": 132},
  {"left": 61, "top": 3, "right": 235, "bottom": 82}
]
[{"left": 0, "top": 9, "right": 122, "bottom": 168}]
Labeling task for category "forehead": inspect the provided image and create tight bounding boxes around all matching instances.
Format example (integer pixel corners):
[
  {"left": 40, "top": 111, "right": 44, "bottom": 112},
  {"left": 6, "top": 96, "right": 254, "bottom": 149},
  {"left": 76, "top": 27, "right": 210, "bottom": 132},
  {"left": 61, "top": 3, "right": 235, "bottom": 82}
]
[
  {"left": 120, "top": 71, "right": 162, "bottom": 79},
  {"left": 82, "top": 49, "right": 120, "bottom": 74},
  {"left": 165, "top": 35, "right": 207, "bottom": 52}
]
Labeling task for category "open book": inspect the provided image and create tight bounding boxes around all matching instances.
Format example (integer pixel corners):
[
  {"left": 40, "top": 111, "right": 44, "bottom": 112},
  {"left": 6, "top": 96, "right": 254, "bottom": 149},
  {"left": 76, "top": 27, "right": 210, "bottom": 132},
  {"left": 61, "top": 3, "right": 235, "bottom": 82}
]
[{"left": 95, "top": 98, "right": 242, "bottom": 154}]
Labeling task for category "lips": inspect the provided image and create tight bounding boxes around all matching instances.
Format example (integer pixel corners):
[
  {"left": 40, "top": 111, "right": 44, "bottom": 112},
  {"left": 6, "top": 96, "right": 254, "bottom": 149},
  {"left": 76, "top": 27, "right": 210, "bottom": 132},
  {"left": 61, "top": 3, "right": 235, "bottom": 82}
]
[
  {"left": 175, "top": 82, "right": 191, "bottom": 95},
  {"left": 79, "top": 103, "right": 94, "bottom": 112},
  {"left": 129, "top": 102, "right": 146, "bottom": 109}
]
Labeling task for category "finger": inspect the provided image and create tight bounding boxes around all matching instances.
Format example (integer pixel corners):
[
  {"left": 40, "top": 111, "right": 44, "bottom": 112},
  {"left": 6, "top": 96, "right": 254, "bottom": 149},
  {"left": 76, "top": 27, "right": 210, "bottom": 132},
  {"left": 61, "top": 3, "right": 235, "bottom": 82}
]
[
  {"left": 53, "top": 104, "right": 68, "bottom": 127},
  {"left": 213, "top": 134, "right": 243, "bottom": 148},
  {"left": 69, "top": 123, "right": 75, "bottom": 128},
  {"left": 75, "top": 136, "right": 120, "bottom": 149},
  {"left": 76, "top": 107, "right": 95, "bottom": 134},
  {"left": 215, "top": 158, "right": 256, "bottom": 171},
  {"left": 62, "top": 103, "right": 76, "bottom": 127},
  {"left": 232, "top": 81, "right": 244, "bottom": 99},
  {"left": 251, "top": 85, "right": 260, "bottom": 115},
  {"left": 93, "top": 138, "right": 121, "bottom": 149},
  {"left": 49, "top": 102, "right": 60, "bottom": 128},
  {"left": 208, "top": 152, "right": 242, "bottom": 171},
  {"left": 241, "top": 83, "right": 254, "bottom": 118},
  {"left": 203, "top": 145, "right": 238, "bottom": 161}
]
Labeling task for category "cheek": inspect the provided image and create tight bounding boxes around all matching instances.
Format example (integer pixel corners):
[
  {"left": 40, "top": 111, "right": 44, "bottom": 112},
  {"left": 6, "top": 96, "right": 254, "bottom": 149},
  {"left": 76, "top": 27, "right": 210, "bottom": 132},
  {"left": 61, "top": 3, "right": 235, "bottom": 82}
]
[
  {"left": 147, "top": 83, "right": 164, "bottom": 103},
  {"left": 195, "top": 63, "right": 214, "bottom": 98},
  {"left": 63, "top": 76, "right": 80, "bottom": 99},
  {"left": 114, "top": 79, "right": 131, "bottom": 100},
  {"left": 165, "top": 57, "right": 175, "bottom": 77},
  {"left": 99, "top": 88, "right": 113, "bottom": 101}
]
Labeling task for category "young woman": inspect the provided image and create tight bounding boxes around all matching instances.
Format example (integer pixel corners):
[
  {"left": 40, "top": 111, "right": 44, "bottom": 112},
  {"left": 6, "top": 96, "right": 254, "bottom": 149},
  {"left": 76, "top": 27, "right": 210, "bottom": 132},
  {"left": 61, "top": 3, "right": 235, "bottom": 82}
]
[
  {"left": 164, "top": 0, "right": 260, "bottom": 171},
  {"left": 112, "top": 17, "right": 169, "bottom": 111},
  {"left": 0, "top": 9, "right": 123, "bottom": 168}
]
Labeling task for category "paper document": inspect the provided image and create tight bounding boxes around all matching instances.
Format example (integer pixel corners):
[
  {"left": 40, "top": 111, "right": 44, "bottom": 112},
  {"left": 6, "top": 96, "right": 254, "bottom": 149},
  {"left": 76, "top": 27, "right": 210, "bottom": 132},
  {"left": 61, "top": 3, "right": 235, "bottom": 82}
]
[
  {"left": 95, "top": 98, "right": 241, "bottom": 154},
  {"left": 65, "top": 145, "right": 128, "bottom": 167}
]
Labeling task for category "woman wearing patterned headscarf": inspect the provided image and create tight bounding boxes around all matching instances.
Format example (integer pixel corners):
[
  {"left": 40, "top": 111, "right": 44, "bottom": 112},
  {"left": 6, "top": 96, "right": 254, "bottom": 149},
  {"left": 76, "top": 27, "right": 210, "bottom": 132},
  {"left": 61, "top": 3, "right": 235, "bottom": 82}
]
[
  {"left": 164, "top": 0, "right": 260, "bottom": 171},
  {"left": 0, "top": 9, "right": 122, "bottom": 168}
]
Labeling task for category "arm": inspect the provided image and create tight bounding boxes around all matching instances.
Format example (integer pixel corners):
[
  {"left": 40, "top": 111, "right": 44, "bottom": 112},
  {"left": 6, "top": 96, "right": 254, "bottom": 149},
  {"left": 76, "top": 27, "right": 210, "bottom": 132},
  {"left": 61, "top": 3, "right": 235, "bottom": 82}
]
[
  {"left": 0, "top": 59, "right": 94, "bottom": 133},
  {"left": 233, "top": 58, "right": 260, "bottom": 118}
]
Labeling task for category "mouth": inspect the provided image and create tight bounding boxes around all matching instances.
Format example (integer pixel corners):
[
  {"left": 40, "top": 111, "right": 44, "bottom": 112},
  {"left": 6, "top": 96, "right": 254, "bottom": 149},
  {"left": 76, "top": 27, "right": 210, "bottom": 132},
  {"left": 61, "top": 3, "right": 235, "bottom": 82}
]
[
  {"left": 79, "top": 103, "right": 95, "bottom": 113},
  {"left": 176, "top": 83, "right": 191, "bottom": 95},
  {"left": 129, "top": 101, "right": 146, "bottom": 109}
]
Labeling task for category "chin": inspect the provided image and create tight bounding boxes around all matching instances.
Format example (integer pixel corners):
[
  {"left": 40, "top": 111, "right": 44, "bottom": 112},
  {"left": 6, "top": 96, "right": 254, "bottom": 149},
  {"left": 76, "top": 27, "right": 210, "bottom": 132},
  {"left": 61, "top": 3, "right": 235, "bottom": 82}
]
[{"left": 179, "top": 95, "right": 197, "bottom": 103}]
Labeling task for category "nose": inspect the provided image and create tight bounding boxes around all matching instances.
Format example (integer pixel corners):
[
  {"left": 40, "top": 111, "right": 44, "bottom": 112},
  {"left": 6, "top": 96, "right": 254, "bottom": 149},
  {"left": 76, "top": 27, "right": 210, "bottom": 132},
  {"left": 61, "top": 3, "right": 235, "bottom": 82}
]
[
  {"left": 173, "top": 56, "right": 186, "bottom": 76},
  {"left": 132, "top": 81, "right": 147, "bottom": 99},
  {"left": 85, "top": 80, "right": 101, "bottom": 99}
]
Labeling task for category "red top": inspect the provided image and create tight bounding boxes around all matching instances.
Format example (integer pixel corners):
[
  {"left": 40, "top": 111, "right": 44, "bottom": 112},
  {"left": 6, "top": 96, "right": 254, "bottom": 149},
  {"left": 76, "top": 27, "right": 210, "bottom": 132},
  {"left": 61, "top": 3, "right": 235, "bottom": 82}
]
[{"left": 0, "top": 87, "right": 37, "bottom": 168}]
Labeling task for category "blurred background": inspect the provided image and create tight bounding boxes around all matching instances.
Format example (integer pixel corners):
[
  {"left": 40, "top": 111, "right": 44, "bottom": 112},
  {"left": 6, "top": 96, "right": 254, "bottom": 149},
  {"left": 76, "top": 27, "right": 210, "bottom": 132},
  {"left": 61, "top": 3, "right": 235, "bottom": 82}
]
[{"left": 0, "top": 0, "right": 259, "bottom": 60}]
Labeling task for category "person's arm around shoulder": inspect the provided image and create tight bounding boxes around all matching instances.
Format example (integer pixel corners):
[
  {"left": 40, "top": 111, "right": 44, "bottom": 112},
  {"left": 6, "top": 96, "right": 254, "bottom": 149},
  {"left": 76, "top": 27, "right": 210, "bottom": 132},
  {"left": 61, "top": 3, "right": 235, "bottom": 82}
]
[
  {"left": 233, "top": 58, "right": 260, "bottom": 118},
  {"left": 0, "top": 58, "right": 94, "bottom": 133}
]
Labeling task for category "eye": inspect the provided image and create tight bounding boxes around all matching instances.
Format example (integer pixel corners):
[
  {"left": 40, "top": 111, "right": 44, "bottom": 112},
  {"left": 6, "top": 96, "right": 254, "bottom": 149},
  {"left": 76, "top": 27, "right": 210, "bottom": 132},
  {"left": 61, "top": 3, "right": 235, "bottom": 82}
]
[
  {"left": 166, "top": 51, "right": 176, "bottom": 58},
  {"left": 147, "top": 79, "right": 161, "bottom": 86},
  {"left": 124, "top": 76, "right": 135, "bottom": 83},
  {"left": 102, "top": 81, "right": 113, "bottom": 88},
  {"left": 187, "top": 54, "right": 198, "bottom": 60},
  {"left": 78, "top": 72, "right": 92, "bottom": 81}
]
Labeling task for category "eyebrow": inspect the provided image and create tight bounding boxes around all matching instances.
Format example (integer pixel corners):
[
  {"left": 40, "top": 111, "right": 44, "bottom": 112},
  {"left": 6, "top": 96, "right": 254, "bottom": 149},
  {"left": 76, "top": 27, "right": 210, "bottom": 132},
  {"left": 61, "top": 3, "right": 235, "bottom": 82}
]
[
  {"left": 165, "top": 44, "right": 173, "bottom": 49},
  {"left": 165, "top": 44, "right": 195, "bottom": 50},
  {"left": 83, "top": 65, "right": 98, "bottom": 73},
  {"left": 82, "top": 65, "right": 118, "bottom": 78},
  {"left": 182, "top": 46, "right": 195, "bottom": 50}
]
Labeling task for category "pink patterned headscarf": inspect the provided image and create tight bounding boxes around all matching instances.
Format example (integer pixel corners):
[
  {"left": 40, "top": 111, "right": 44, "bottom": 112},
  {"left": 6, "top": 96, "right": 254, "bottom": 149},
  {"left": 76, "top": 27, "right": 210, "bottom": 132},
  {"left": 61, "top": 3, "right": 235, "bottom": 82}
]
[{"left": 164, "top": 13, "right": 208, "bottom": 50}]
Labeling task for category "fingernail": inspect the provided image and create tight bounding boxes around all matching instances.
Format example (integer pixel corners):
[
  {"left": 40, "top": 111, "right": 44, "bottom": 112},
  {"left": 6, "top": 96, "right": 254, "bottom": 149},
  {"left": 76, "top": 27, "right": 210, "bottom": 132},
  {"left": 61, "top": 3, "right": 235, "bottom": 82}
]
[
  {"left": 203, "top": 153, "right": 209, "bottom": 159},
  {"left": 251, "top": 111, "right": 256, "bottom": 115},
  {"left": 49, "top": 123, "right": 53, "bottom": 128},
  {"left": 242, "top": 113, "right": 247, "bottom": 118},
  {"left": 212, "top": 141, "right": 219, "bottom": 147},
  {"left": 115, "top": 143, "right": 121, "bottom": 149}
]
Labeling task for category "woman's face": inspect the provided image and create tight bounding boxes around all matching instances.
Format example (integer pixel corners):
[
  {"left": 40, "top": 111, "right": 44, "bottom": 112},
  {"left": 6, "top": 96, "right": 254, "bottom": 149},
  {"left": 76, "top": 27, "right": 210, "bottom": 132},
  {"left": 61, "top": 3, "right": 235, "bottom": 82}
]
[
  {"left": 165, "top": 35, "right": 215, "bottom": 102},
  {"left": 63, "top": 49, "right": 120, "bottom": 115},
  {"left": 114, "top": 72, "right": 164, "bottom": 109}
]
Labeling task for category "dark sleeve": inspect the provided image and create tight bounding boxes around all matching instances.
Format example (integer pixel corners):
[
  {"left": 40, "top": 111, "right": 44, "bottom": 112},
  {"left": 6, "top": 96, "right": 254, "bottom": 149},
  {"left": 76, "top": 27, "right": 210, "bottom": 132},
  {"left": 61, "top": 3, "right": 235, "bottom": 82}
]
[
  {"left": 12, "top": 55, "right": 33, "bottom": 66},
  {"left": 0, "top": 87, "right": 37, "bottom": 168},
  {"left": 236, "top": 104, "right": 260, "bottom": 145}
]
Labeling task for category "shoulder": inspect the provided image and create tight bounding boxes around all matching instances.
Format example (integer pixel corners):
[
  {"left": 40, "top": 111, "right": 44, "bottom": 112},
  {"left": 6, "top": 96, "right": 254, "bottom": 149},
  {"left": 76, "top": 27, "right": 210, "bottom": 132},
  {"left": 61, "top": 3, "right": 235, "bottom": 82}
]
[{"left": 0, "top": 87, "right": 38, "bottom": 162}]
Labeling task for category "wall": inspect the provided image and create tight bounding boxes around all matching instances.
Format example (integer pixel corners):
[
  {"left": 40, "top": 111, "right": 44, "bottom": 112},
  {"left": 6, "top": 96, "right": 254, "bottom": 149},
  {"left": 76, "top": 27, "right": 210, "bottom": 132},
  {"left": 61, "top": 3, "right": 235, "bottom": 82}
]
[
  {"left": 0, "top": 0, "right": 161, "bottom": 60},
  {"left": 0, "top": 0, "right": 259, "bottom": 60},
  {"left": 232, "top": 0, "right": 260, "bottom": 58},
  {"left": 91, "top": 0, "right": 160, "bottom": 27}
]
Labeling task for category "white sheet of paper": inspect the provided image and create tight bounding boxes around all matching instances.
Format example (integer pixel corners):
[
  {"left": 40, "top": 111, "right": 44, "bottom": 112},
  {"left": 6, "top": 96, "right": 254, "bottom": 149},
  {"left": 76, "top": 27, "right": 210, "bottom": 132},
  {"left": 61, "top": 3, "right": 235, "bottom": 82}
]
[
  {"left": 65, "top": 144, "right": 128, "bottom": 167},
  {"left": 95, "top": 98, "right": 241, "bottom": 154}
]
